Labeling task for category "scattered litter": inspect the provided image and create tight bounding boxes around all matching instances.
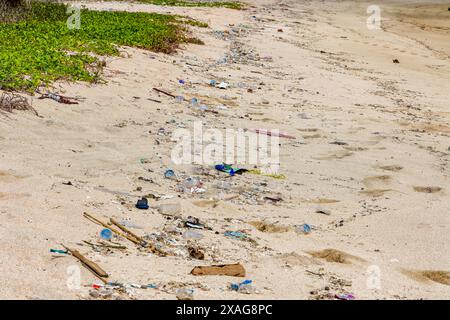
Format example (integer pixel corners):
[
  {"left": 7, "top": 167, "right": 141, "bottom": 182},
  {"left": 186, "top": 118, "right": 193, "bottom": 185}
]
[
  {"left": 179, "top": 177, "right": 205, "bottom": 194},
  {"left": 335, "top": 293, "right": 355, "bottom": 300},
  {"left": 164, "top": 169, "right": 176, "bottom": 180},
  {"left": 296, "top": 224, "right": 312, "bottom": 234},
  {"left": 83, "top": 212, "right": 166, "bottom": 256},
  {"left": 215, "top": 163, "right": 247, "bottom": 176},
  {"left": 230, "top": 279, "right": 257, "bottom": 294},
  {"left": 176, "top": 288, "right": 194, "bottom": 300},
  {"left": 183, "top": 230, "right": 204, "bottom": 240},
  {"left": 190, "top": 263, "right": 246, "bottom": 277},
  {"left": 50, "top": 249, "right": 68, "bottom": 255},
  {"left": 185, "top": 216, "right": 204, "bottom": 229},
  {"left": 136, "top": 197, "right": 149, "bottom": 210},
  {"left": 315, "top": 208, "right": 331, "bottom": 215},
  {"left": 38, "top": 93, "right": 79, "bottom": 104},
  {"left": 100, "top": 228, "right": 113, "bottom": 240},
  {"left": 224, "top": 231, "right": 248, "bottom": 240},
  {"left": 247, "top": 169, "right": 286, "bottom": 180},
  {"left": 218, "top": 82, "right": 229, "bottom": 89}
]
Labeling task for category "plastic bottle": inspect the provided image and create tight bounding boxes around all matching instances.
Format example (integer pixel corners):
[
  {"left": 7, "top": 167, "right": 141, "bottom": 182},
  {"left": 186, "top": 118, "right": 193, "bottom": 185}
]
[{"left": 183, "top": 230, "right": 204, "bottom": 240}]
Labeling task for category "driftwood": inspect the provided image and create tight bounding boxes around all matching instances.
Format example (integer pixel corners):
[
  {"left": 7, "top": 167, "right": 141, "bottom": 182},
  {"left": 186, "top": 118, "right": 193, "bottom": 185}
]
[
  {"left": 61, "top": 244, "right": 109, "bottom": 283},
  {"left": 152, "top": 87, "right": 176, "bottom": 99},
  {"left": 83, "top": 212, "right": 166, "bottom": 256}
]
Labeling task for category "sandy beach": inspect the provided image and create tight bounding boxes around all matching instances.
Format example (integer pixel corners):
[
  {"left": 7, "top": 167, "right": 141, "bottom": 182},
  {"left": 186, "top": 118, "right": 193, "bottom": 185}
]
[{"left": 0, "top": 0, "right": 449, "bottom": 299}]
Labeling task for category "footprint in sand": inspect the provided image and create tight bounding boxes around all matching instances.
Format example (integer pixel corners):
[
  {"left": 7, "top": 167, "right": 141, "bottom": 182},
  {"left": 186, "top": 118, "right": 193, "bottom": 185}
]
[
  {"left": 248, "top": 221, "right": 290, "bottom": 233},
  {"left": 0, "top": 170, "right": 26, "bottom": 183},
  {"left": 377, "top": 165, "right": 403, "bottom": 172},
  {"left": 362, "top": 175, "right": 392, "bottom": 187},
  {"left": 0, "top": 192, "right": 30, "bottom": 200},
  {"left": 413, "top": 186, "right": 443, "bottom": 193},
  {"left": 307, "top": 249, "right": 365, "bottom": 264},
  {"left": 360, "top": 175, "right": 393, "bottom": 197},
  {"left": 402, "top": 269, "right": 450, "bottom": 285},
  {"left": 277, "top": 252, "right": 321, "bottom": 267},
  {"left": 303, "top": 198, "right": 340, "bottom": 204},
  {"left": 313, "top": 149, "right": 353, "bottom": 160}
]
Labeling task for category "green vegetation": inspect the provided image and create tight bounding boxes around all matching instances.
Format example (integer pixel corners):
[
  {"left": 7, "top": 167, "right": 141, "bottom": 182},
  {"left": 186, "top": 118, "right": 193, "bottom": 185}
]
[
  {"left": 137, "top": 0, "right": 243, "bottom": 10},
  {"left": 0, "top": 2, "right": 205, "bottom": 91}
]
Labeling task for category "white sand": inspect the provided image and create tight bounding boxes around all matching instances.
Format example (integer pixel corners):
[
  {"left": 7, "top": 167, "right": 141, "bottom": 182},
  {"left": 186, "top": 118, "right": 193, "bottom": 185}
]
[{"left": 0, "top": 0, "right": 449, "bottom": 299}]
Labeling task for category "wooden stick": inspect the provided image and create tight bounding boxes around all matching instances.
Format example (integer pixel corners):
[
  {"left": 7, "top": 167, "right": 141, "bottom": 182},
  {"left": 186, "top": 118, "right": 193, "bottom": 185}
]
[
  {"left": 110, "top": 218, "right": 143, "bottom": 243},
  {"left": 83, "top": 212, "right": 140, "bottom": 245},
  {"left": 152, "top": 88, "right": 176, "bottom": 98},
  {"left": 110, "top": 218, "right": 167, "bottom": 257},
  {"left": 83, "top": 212, "right": 166, "bottom": 256},
  {"left": 83, "top": 240, "right": 127, "bottom": 250},
  {"left": 61, "top": 244, "right": 108, "bottom": 283}
]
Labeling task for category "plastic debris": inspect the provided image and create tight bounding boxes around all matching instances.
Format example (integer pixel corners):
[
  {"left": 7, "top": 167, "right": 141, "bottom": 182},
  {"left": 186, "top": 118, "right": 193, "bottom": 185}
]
[
  {"left": 183, "top": 230, "right": 204, "bottom": 240},
  {"left": 50, "top": 249, "right": 68, "bottom": 255},
  {"left": 180, "top": 177, "right": 205, "bottom": 194},
  {"left": 218, "top": 82, "right": 229, "bottom": 89},
  {"left": 224, "top": 231, "right": 248, "bottom": 240},
  {"left": 136, "top": 197, "right": 149, "bottom": 210},
  {"left": 247, "top": 169, "right": 286, "bottom": 179},
  {"left": 230, "top": 279, "right": 256, "bottom": 294},
  {"left": 176, "top": 288, "right": 194, "bottom": 300},
  {"left": 100, "top": 228, "right": 113, "bottom": 240},
  {"left": 185, "top": 216, "right": 204, "bottom": 229},
  {"left": 38, "top": 93, "right": 80, "bottom": 104},
  {"left": 164, "top": 169, "right": 176, "bottom": 180},
  {"left": 335, "top": 293, "right": 356, "bottom": 300},
  {"left": 297, "top": 224, "right": 312, "bottom": 234},
  {"left": 215, "top": 163, "right": 248, "bottom": 176}
]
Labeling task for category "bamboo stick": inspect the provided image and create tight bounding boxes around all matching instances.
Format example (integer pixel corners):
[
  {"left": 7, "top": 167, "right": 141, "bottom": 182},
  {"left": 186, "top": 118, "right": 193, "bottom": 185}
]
[
  {"left": 61, "top": 244, "right": 108, "bottom": 283},
  {"left": 83, "top": 212, "right": 140, "bottom": 245}
]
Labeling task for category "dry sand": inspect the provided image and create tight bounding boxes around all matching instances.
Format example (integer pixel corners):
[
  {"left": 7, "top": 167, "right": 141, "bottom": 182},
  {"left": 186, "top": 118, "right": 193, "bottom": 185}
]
[{"left": 0, "top": 0, "right": 449, "bottom": 299}]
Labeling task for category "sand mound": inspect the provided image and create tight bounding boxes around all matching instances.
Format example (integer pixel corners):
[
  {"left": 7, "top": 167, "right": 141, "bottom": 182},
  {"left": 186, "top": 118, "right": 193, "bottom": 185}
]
[{"left": 308, "top": 249, "right": 364, "bottom": 264}]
